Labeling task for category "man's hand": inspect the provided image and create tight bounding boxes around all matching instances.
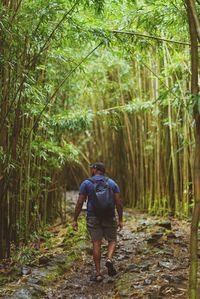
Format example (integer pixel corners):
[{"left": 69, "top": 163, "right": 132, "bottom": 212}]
[
  {"left": 114, "top": 193, "right": 123, "bottom": 232},
  {"left": 72, "top": 194, "right": 86, "bottom": 231},
  {"left": 72, "top": 220, "right": 78, "bottom": 231},
  {"left": 117, "top": 221, "right": 123, "bottom": 232}
]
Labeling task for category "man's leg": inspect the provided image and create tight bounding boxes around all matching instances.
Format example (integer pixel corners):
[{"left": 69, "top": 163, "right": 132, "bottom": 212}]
[
  {"left": 87, "top": 217, "right": 103, "bottom": 280},
  {"left": 103, "top": 217, "right": 117, "bottom": 277},
  {"left": 92, "top": 240, "right": 102, "bottom": 275},
  {"left": 105, "top": 240, "right": 117, "bottom": 276},
  {"left": 107, "top": 240, "right": 116, "bottom": 260}
]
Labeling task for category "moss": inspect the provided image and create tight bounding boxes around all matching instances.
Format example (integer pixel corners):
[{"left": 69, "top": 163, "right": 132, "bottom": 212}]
[
  {"left": 41, "top": 250, "right": 83, "bottom": 286},
  {"left": 0, "top": 276, "right": 7, "bottom": 286},
  {"left": 41, "top": 268, "right": 60, "bottom": 286}
]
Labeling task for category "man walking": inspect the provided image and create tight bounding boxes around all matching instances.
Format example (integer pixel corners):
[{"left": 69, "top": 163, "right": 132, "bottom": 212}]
[{"left": 72, "top": 162, "right": 123, "bottom": 282}]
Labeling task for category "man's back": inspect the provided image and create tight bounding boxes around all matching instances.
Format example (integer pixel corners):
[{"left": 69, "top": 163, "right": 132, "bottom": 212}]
[{"left": 79, "top": 175, "right": 120, "bottom": 217}]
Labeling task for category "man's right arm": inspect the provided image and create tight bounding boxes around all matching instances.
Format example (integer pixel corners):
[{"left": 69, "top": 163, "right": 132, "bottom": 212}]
[
  {"left": 72, "top": 181, "right": 87, "bottom": 231},
  {"left": 114, "top": 192, "right": 123, "bottom": 231},
  {"left": 72, "top": 194, "right": 86, "bottom": 230}
]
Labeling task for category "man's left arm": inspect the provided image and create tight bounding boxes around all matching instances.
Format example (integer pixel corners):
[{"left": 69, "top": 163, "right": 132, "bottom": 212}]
[
  {"left": 72, "top": 194, "right": 87, "bottom": 231},
  {"left": 114, "top": 192, "right": 123, "bottom": 231}
]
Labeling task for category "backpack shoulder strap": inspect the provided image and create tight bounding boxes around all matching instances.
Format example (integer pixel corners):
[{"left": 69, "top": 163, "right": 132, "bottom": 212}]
[
  {"left": 103, "top": 177, "right": 110, "bottom": 184},
  {"left": 87, "top": 178, "right": 95, "bottom": 184}
]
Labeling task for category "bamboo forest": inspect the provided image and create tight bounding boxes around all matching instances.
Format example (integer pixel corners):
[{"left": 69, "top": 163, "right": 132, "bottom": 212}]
[{"left": 0, "top": 0, "right": 200, "bottom": 298}]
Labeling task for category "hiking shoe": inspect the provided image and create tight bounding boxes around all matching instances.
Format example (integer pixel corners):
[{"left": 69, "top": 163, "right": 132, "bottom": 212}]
[{"left": 105, "top": 259, "right": 117, "bottom": 276}]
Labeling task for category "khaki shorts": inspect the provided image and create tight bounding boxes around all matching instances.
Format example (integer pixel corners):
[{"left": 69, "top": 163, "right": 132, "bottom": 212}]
[{"left": 87, "top": 216, "right": 117, "bottom": 241}]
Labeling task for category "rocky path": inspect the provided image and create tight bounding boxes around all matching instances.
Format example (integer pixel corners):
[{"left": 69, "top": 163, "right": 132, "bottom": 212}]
[
  {"left": 0, "top": 192, "right": 196, "bottom": 299},
  {"left": 46, "top": 211, "right": 191, "bottom": 299},
  {"left": 45, "top": 214, "right": 134, "bottom": 299}
]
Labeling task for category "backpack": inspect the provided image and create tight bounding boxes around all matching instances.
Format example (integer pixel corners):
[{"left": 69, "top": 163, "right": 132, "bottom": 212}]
[{"left": 88, "top": 177, "right": 115, "bottom": 218}]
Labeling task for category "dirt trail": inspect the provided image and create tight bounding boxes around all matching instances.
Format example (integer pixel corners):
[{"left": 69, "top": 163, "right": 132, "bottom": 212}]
[
  {"left": 0, "top": 191, "right": 195, "bottom": 299},
  {"left": 45, "top": 211, "right": 191, "bottom": 299},
  {"left": 45, "top": 216, "right": 133, "bottom": 299}
]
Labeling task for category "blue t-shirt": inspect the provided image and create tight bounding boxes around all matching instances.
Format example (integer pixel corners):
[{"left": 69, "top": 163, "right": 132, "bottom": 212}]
[{"left": 79, "top": 175, "right": 120, "bottom": 217}]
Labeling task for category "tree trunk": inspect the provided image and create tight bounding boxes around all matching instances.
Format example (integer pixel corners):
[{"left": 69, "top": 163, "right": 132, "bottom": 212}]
[{"left": 186, "top": 1, "right": 200, "bottom": 298}]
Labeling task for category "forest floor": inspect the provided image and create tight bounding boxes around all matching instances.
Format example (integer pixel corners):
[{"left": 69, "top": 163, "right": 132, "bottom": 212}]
[{"left": 0, "top": 192, "right": 198, "bottom": 299}]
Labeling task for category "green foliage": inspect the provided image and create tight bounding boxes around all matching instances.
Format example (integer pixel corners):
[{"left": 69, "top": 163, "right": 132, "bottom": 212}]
[
  {"left": 50, "top": 110, "right": 93, "bottom": 132},
  {"left": 13, "top": 226, "right": 54, "bottom": 264},
  {"left": 14, "top": 246, "right": 40, "bottom": 265},
  {"left": 32, "top": 138, "right": 79, "bottom": 168},
  {"left": 63, "top": 217, "right": 89, "bottom": 248}
]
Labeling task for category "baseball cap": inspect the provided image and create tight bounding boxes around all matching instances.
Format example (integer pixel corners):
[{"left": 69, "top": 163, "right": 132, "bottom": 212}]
[{"left": 89, "top": 162, "right": 105, "bottom": 172}]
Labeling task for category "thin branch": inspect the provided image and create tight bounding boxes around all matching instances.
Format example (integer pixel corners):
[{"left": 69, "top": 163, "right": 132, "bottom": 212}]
[
  {"left": 138, "top": 58, "right": 181, "bottom": 102},
  {"left": 96, "top": 97, "right": 161, "bottom": 115},
  {"left": 112, "top": 29, "right": 200, "bottom": 47}
]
